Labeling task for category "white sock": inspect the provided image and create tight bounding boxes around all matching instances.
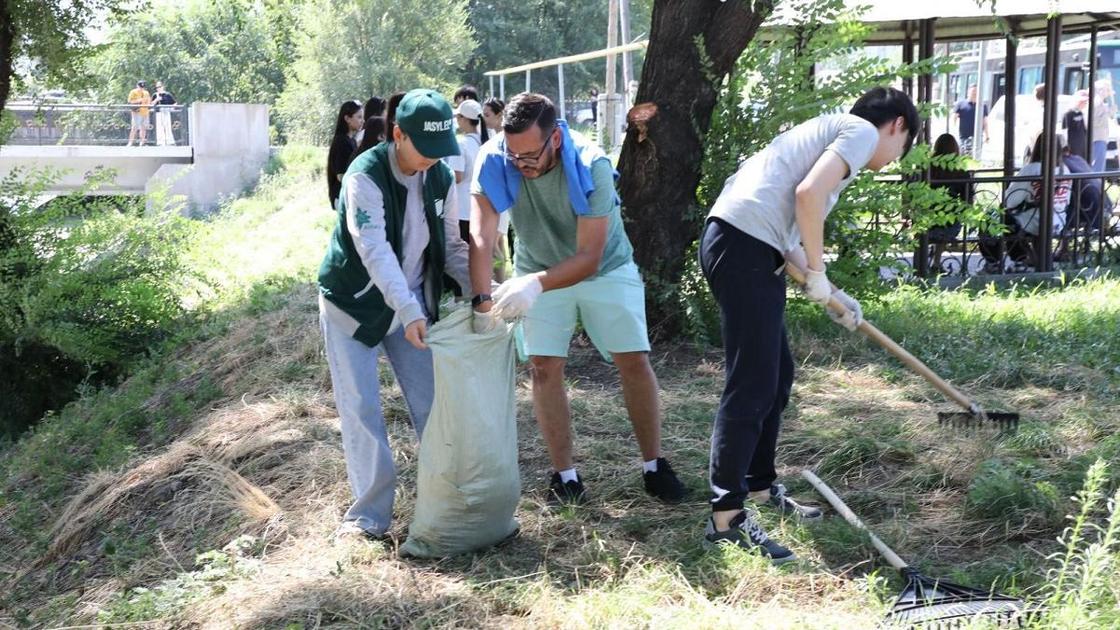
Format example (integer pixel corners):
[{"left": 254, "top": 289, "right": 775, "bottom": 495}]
[
  {"left": 558, "top": 468, "right": 579, "bottom": 483},
  {"left": 643, "top": 458, "right": 659, "bottom": 473}
]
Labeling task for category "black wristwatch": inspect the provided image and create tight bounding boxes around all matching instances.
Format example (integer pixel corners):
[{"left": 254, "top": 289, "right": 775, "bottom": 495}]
[{"left": 471, "top": 293, "right": 492, "bottom": 307}]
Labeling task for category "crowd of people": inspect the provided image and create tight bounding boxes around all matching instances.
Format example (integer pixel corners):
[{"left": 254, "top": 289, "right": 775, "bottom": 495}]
[
  {"left": 936, "top": 79, "right": 1117, "bottom": 272},
  {"left": 318, "top": 83, "right": 921, "bottom": 562},
  {"left": 125, "top": 80, "right": 178, "bottom": 147}
]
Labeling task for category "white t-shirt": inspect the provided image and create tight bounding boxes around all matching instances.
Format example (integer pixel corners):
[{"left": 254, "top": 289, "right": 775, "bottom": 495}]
[
  {"left": 455, "top": 131, "right": 482, "bottom": 223},
  {"left": 709, "top": 114, "right": 879, "bottom": 253}
]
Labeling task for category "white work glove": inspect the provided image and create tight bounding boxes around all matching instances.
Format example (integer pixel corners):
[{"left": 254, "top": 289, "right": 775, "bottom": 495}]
[
  {"left": 491, "top": 274, "right": 543, "bottom": 321},
  {"left": 827, "top": 289, "right": 863, "bottom": 332},
  {"left": 471, "top": 307, "right": 499, "bottom": 334},
  {"left": 803, "top": 266, "right": 832, "bottom": 306}
]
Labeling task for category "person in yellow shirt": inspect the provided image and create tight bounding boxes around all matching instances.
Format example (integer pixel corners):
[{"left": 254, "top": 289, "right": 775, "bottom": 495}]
[{"left": 127, "top": 80, "right": 151, "bottom": 146}]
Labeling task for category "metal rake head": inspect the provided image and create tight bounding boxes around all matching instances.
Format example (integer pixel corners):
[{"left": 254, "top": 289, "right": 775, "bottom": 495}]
[
  {"left": 937, "top": 411, "right": 1020, "bottom": 433},
  {"left": 885, "top": 568, "right": 1039, "bottom": 628}
]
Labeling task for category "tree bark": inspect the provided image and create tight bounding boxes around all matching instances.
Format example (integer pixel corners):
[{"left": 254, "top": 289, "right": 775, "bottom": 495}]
[
  {"left": 618, "top": 0, "right": 771, "bottom": 338},
  {"left": 0, "top": 0, "right": 13, "bottom": 116}
]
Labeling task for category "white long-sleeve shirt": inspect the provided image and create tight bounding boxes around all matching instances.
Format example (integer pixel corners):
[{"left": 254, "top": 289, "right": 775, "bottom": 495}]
[{"left": 320, "top": 143, "right": 470, "bottom": 337}]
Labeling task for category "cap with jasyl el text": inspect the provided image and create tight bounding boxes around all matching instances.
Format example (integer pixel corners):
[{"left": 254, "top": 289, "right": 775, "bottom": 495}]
[{"left": 395, "top": 89, "right": 460, "bottom": 159}]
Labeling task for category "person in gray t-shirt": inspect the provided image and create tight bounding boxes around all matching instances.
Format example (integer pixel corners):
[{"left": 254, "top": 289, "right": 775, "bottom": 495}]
[{"left": 699, "top": 87, "right": 920, "bottom": 563}]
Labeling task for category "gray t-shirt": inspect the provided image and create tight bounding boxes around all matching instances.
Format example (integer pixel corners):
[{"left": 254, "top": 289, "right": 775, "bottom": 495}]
[{"left": 708, "top": 114, "right": 879, "bottom": 253}]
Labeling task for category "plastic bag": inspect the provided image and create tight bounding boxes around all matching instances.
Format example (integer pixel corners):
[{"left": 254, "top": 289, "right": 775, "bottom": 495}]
[{"left": 400, "top": 306, "right": 520, "bottom": 557}]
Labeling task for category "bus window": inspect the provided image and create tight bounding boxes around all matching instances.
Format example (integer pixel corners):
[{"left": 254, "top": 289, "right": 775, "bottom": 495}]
[
  {"left": 1019, "top": 66, "right": 1044, "bottom": 95},
  {"left": 1065, "top": 67, "right": 1087, "bottom": 95},
  {"left": 992, "top": 73, "right": 1006, "bottom": 103}
]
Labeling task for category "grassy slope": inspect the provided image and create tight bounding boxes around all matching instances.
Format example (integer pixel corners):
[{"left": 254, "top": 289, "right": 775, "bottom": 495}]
[{"left": 1, "top": 148, "right": 1118, "bottom": 628}]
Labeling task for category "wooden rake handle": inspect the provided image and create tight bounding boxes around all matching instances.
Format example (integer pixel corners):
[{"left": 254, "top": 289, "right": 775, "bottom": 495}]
[
  {"left": 801, "top": 469, "right": 909, "bottom": 571},
  {"left": 783, "top": 264, "right": 979, "bottom": 415}
]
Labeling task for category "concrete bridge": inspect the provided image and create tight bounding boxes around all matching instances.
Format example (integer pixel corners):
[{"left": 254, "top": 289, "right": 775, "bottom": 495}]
[{"left": 0, "top": 102, "right": 270, "bottom": 213}]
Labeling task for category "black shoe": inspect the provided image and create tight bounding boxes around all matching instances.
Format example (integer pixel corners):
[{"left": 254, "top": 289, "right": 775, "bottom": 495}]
[
  {"left": 643, "top": 457, "right": 687, "bottom": 503},
  {"left": 548, "top": 472, "right": 587, "bottom": 505},
  {"left": 764, "top": 483, "right": 823, "bottom": 521},
  {"left": 704, "top": 509, "right": 796, "bottom": 565}
]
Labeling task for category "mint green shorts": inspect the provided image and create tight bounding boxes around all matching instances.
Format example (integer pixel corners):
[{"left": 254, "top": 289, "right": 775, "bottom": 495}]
[{"left": 517, "top": 261, "right": 651, "bottom": 360}]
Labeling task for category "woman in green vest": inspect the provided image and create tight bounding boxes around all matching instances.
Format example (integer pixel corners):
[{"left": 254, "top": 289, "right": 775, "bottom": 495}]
[{"left": 318, "top": 89, "right": 471, "bottom": 540}]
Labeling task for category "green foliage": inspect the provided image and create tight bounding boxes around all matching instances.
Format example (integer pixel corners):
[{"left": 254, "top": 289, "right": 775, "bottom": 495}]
[
  {"left": 965, "top": 458, "right": 1061, "bottom": 524},
  {"left": 681, "top": 0, "right": 993, "bottom": 342},
  {"left": 1037, "top": 460, "right": 1120, "bottom": 629},
  {"left": 85, "top": 0, "right": 287, "bottom": 107},
  {"left": 98, "top": 536, "right": 263, "bottom": 623},
  {"left": 462, "top": 0, "right": 652, "bottom": 102},
  {"left": 0, "top": 168, "right": 195, "bottom": 437},
  {"left": 3, "top": 0, "right": 134, "bottom": 110},
  {"left": 275, "top": 0, "right": 475, "bottom": 143}
]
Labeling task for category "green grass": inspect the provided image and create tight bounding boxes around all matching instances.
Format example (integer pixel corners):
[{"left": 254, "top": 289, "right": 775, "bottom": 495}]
[{"left": 2, "top": 148, "right": 1119, "bottom": 627}]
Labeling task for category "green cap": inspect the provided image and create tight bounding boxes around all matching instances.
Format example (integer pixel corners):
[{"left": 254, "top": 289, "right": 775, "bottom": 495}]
[{"left": 395, "top": 89, "right": 460, "bottom": 159}]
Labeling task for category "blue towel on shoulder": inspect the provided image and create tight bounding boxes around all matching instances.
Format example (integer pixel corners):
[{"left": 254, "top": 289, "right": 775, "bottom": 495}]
[{"left": 476, "top": 120, "right": 618, "bottom": 216}]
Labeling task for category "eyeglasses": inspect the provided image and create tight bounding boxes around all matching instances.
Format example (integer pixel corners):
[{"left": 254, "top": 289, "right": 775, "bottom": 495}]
[{"left": 504, "top": 127, "right": 556, "bottom": 166}]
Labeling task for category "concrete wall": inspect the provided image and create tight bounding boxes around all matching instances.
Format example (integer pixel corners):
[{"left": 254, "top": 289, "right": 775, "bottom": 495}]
[
  {"left": 0, "top": 146, "right": 192, "bottom": 194},
  {"left": 180, "top": 103, "right": 271, "bottom": 212}
]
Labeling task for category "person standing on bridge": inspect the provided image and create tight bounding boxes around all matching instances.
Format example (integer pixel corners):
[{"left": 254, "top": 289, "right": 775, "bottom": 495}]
[
  {"left": 149, "top": 81, "right": 177, "bottom": 146},
  {"left": 127, "top": 80, "right": 152, "bottom": 147}
]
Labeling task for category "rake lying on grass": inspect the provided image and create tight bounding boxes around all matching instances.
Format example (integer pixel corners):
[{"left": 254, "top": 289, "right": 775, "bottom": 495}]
[
  {"left": 784, "top": 264, "right": 1020, "bottom": 433},
  {"left": 802, "top": 469, "right": 1039, "bottom": 628}
]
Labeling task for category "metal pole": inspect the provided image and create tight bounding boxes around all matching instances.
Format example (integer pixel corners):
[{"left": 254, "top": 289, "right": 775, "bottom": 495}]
[
  {"left": 1039, "top": 15, "right": 1062, "bottom": 272},
  {"left": 1003, "top": 34, "right": 1017, "bottom": 178},
  {"left": 558, "top": 64, "right": 566, "bottom": 121},
  {"left": 605, "top": 0, "right": 620, "bottom": 150},
  {"left": 973, "top": 38, "right": 988, "bottom": 160},
  {"left": 1087, "top": 26, "right": 1098, "bottom": 161},
  {"left": 902, "top": 22, "right": 914, "bottom": 97},
  {"left": 489, "top": 75, "right": 495, "bottom": 99},
  {"left": 941, "top": 43, "right": 951, "bottom": 136},
  {"left": 525, "top": 70, "right": 531, "bottom": 92},
  {"left": 915, "top": 19, "right": 934, "bottom": 277},
  {"left": 620, "top": 0, "right": 633, "bottom": 107},
  {"left": 500, "top": 75, "right": 505, "bottom": 101}
]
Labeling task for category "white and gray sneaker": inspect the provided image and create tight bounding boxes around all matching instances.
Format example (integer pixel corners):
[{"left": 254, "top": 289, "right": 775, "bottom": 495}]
[
  {"left": 704, "top": 509, "right": 796, "bottom": 565},
  {"left": 764, "top": 484, "right": 823, "bottom": 521}
]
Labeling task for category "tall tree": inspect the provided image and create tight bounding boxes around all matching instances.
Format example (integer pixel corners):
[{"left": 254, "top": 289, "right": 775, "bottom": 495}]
[
  {"left": 276, "top": 0, "right": 475, "bottom": 143},
  {"left": 617, "top": 0, "right": 773, "bottom": 337},
  {"left": 0, "top": 0, "right": 132, "bottom": 117}
]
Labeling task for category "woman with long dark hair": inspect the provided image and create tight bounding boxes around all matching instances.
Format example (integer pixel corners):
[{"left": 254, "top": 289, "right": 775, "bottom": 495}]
[
  {"left": 482, "top": 97, "right": 504, "bottom": 135},
  {"left": 327, "top": 100, "right": 364, "bottom": 208},
  {"left": 353, "top": 116, "right": 388, "bottom": 159},
  {"left": 354, "top": 96, "right": 386, "bottom": 146}
]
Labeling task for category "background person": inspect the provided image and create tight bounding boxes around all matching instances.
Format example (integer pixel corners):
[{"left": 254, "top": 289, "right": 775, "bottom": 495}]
[
  {"left": 149, "top": 81, "right": 177, "bottom": 146},
  {"left": 127, "top": 80, "right": 152, "bottom": 147},
  {"left": 327, "top": 100, "right": 364, "bottom": 209}
]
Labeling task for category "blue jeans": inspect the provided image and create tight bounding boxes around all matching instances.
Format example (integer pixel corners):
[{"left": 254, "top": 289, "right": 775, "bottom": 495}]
[
  {"left": 320, "top": 304, "right": 434, "bottom": 534},
  {"left": 1091, "top": 140, "right": 1107, "bottom": 173}
]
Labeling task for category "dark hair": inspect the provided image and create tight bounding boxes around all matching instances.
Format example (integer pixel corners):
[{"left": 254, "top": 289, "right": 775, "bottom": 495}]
[
  {"left": 363, "top": 96, "right": 386, "bottom": 118},
  {"left": 503, "top": 92, "right": 556, "bottom": 135},
  {"left": 483, "top": 97, "right": 505, "bottom": 118},
  {"left": 334, "top": 100, "right": 363, "bottom": 137},
  {"left": 850, "top": 86, "right": 920, "bottom": 155},
  {"left": 932, "top": 133, "right": 960, "bottom": 157},
  {"left": 453, "top": 85, "right": 479, "bottom": 103},
  {"left": 1029, "top": 131, "right": 1066, "bottom": 164},
  {"left": 354, "top": 116, "right": 387, "bottom": 156},
  {"left": 385, "top": 91, "right": 406, "bottom": 140}
]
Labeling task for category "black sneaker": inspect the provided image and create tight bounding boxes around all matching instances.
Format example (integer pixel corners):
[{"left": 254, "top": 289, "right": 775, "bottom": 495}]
[
  {"left": 549, "top": 472, "right": 587, "bottom": 505},
  {"left": 765, "top": 483, "right": 823, "bottom": 521},
  {"left": 643, "top": 457, "right": 687, "bottom": 503},
  {"left": 704, "top": 509, "right": 796, "bottom": 565}
]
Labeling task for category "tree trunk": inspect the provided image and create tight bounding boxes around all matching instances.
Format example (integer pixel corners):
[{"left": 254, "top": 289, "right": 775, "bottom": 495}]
[
  {"left": 0, "top": 0, "right": 13, "bottom": 116},
  {"left": 618, "top": 0, "right": 771, "bottom": 338}
]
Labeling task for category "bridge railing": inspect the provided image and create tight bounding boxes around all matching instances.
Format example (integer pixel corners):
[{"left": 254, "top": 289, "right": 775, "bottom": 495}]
[{"left": 2, "top": 104, "right": 191, "bottom": 147}]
